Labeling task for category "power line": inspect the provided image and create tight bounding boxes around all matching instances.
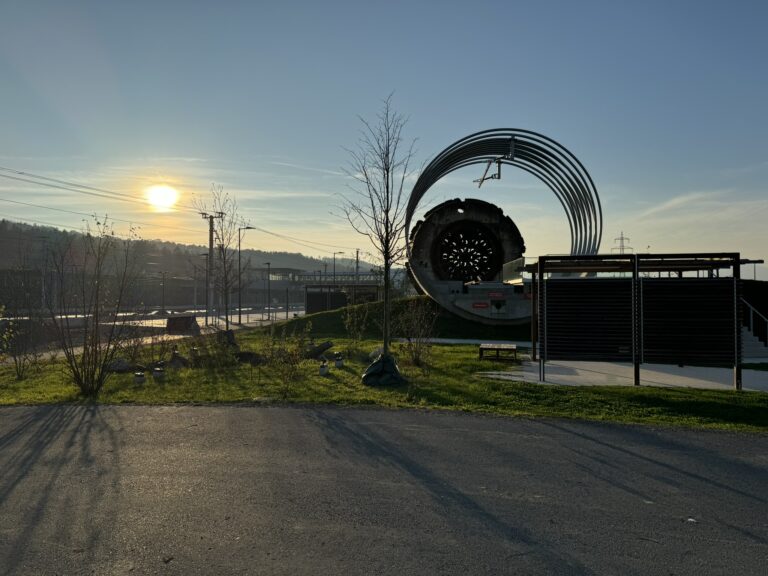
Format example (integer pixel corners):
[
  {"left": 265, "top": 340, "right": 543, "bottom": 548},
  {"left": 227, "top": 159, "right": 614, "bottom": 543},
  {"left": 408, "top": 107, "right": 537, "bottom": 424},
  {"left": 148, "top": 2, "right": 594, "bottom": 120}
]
[
  {"left": 0, "top": 165, "right": 201, "bottom": 212},
  {"left": 249, "top": 225, "right": 354, "bottom": 252},
  {"left": 0, "top": 197, "right": 201, "bottom": 235},
  {"left": 0, "top": 164, "right": 360, "bottom": 254}
]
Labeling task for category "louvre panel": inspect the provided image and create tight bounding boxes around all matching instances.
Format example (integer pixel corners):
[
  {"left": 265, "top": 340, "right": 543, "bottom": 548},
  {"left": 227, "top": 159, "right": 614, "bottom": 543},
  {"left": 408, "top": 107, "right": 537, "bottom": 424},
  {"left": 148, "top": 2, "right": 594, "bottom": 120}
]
[
  {"left": 642, "top": 279, "right": 735, "bottom": 366},
  {"left": 544, "top": 279, "right": 633, "bottom": 361}
]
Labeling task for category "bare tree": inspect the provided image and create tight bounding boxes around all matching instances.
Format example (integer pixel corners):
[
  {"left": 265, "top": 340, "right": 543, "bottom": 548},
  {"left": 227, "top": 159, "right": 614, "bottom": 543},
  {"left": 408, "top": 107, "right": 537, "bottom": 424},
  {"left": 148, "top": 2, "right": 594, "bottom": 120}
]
[
  {"left": 195, "top": 184, "right": 242, "bottom": 330},
  {"left": 46, "top": 218, "right": 141, "bottom": 397},
  {"left": 0, "top": 264, "right": 45, "bottom": 381},
  {"left": 341, "top": 95, "right": 416, "bottom": 362}
]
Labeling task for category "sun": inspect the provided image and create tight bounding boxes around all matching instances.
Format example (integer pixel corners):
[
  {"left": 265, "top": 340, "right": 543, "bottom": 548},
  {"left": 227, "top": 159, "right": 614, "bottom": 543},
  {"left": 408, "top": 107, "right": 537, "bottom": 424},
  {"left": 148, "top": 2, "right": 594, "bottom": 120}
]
[{"left": 145, "top": 184, "right": 179, "bottom": 211}]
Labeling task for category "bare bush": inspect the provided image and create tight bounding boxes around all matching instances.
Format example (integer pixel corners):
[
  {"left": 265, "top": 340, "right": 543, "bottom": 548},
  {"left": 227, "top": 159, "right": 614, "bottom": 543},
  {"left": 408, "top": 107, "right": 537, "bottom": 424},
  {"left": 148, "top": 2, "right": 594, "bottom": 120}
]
[
  {"left": 140, "top": 333, "right": 174, "bottom": 368},
  {"left": 0, "top": 319, "right": 45, "bottom": 380},
  {"left": 269, "top": 323, "right": 311, "bottom": 399},
  {"left": 0, "top": 254, "right": 47, "bottom": 380},
  {"left": 395, "top": 298, "right": 438, "bottom": 371},
  {"left": 342, "top": 304, "right": 370, "bottom": 350},
  {"left": 46, "top": 219, "right": 141, "bottom": 398},
  {"left": 187, "top": 333, "right": 238, "bottom": 370}
]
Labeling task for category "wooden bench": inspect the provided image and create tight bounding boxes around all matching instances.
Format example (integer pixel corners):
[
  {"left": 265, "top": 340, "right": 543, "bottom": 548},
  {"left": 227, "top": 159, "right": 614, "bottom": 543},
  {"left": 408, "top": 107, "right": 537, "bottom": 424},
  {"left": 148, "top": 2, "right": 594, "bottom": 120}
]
[{"left": 478, "top": 343, "right": 518, "bottom": 361}]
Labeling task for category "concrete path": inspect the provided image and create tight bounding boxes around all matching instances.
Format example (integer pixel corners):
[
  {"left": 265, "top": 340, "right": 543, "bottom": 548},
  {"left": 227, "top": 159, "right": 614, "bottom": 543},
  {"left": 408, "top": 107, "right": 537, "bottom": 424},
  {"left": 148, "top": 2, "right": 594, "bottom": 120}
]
[
  {"left": 485, "top": 360, "right": 768, "bottom": 392},
  {"left": 1, "top": 405, "right": 766, "bottom": 575}
]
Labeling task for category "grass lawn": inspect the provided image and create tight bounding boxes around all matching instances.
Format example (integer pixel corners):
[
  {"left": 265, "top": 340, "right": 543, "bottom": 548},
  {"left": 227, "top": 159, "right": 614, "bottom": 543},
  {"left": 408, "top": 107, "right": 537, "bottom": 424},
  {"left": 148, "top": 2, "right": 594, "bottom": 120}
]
[
  {"left": 743, "top": 363, "right": 768, "bottom": 372},
  {"left": 1, "top": 330, "right": 767, "bottom": 432}
]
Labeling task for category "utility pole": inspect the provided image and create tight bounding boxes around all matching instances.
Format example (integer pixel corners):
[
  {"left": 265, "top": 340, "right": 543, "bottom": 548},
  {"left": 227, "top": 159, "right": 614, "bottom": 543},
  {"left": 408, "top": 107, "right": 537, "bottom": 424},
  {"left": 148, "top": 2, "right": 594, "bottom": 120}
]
[
  {"left": 612, "top": 231, "right": 633, "bottom": 255},
  {"left": 161, "top": 271, "right": 166, "bottom": 314},
  {"left": 333, "top": 251, "right": 344, "bottom": 284},
  {"left": 354, "top": 248, "right": 360, "bottom": 305},
  {"left": 264, "top": 262, "right": 271, "bottom": 323},
  {"left": 192, "top": 265, "right": 198, "bottom": 310},
  {"left": 200, "top": 212, "right": 224, "bottom": 326}
]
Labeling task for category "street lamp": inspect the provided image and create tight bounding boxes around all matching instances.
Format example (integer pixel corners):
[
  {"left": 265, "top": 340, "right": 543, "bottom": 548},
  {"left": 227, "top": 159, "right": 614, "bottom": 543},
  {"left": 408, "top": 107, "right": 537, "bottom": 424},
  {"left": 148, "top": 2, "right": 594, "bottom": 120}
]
[
  {"left": 333, "top": 251, "right": 344, "bottom": 284},
  {"left": 146, "top": 261, "right": 166, "bottom": 315},
  {"left": 238, "top": 226, "right": 255, "bottom": 325},
  {"left": 160, "top": 271, "right": 166, "bottom": 315},
  {"left": 264, "top": 262, "right": 271, "bottom": 322},
  {"left": 200, "top": 253, "right": 209, "bottom": 325}
]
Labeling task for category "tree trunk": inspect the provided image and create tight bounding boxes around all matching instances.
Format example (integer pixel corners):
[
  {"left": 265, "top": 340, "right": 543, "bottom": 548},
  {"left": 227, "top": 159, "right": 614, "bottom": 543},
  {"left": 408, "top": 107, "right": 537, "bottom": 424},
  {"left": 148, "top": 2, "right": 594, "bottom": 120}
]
[{"left": 383, "top": 259, "right": 391, "bottom": 357}]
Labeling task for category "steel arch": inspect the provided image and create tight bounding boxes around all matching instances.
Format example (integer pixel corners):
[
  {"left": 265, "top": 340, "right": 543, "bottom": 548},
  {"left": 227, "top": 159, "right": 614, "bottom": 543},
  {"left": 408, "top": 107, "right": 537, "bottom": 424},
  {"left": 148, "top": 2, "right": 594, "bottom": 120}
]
[{"left": 405, "top": 129, "right": 602, "bottom": 258}]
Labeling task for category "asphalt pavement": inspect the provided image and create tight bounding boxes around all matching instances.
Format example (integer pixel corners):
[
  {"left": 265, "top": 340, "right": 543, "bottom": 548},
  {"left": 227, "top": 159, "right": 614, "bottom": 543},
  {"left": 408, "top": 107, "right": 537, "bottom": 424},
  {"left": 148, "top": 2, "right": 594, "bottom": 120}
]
[{"left": 0, "top": 405, "right": 766, "bottom": 575}]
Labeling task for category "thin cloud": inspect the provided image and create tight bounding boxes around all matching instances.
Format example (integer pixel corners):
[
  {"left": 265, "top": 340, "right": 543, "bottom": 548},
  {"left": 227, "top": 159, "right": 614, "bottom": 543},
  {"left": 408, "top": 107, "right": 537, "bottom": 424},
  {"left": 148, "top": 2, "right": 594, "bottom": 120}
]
[
  {"left": 635, "top": 191, "right": 727, "bottom": 219},
  {"left": 269, "top": 161, "right": 344, "bottom": 177},
  {"left": 719, "top": 159, "right": 768, "bottom": 177},
  {"left": 236, "top": 188, "right": 333, "bottom": 200}
]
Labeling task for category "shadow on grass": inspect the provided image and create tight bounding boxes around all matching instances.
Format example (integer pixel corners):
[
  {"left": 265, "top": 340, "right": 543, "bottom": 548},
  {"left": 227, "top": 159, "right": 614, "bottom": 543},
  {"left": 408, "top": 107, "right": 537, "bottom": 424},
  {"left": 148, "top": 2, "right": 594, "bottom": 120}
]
[{"left": 617, "top": 389, "right": 768, "bottom": 428}]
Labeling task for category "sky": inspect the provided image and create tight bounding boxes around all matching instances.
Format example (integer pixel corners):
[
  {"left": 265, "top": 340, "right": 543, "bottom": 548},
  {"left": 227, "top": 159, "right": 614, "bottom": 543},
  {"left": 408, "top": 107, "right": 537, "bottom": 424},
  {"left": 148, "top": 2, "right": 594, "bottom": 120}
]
[{"left": 0, "top": 0, "right": 766, "bottom": 277}]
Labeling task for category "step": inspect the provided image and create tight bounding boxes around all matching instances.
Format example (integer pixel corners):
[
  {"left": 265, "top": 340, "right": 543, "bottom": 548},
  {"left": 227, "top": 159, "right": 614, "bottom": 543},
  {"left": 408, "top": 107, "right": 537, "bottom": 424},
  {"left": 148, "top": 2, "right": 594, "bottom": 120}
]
[{"left": 741, "top": 327, "right": 767, "bottom": 360}]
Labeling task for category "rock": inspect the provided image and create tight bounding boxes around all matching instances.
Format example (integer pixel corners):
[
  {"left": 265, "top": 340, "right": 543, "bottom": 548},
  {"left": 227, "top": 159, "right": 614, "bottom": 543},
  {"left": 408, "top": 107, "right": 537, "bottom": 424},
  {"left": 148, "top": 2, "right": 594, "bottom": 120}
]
[
  {"left": 167, "top": 349, "right": 190, "bottom": 369},
  {"left": 216, "top": 329, "right": 239, "bottom": 349},
  {"left": 166, "top": 315, "right": 200, "bottom": 335},
  {"left": 304, "top": 341, "right": 333, "bottom": 360},
  {"left": 106, "top": 358, "right": 135, "bottom": 373},
  {"left": 235, "top": 351, "right": 265, "bottom": 366},
  {"left": 362, "top": 354, "right": 406, "bottom": 387}
]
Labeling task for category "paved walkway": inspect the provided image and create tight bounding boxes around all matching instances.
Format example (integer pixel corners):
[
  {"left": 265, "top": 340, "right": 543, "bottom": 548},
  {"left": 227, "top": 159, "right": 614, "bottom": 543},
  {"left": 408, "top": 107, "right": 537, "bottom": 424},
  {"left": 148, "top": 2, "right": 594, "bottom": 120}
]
[
  {"left": 1, "top": 405, "right": 766, "bottom": 575},
  {"left": 483, "top": 360, "right": 768, "bottom": 392},
  {"left": 416, "top": 339, "right": 768, "bottom": 393}
]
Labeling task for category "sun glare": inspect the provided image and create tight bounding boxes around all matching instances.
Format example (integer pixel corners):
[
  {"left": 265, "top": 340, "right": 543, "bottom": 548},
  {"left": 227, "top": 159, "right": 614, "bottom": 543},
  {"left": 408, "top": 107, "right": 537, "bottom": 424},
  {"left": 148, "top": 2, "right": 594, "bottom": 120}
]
[{"left": 145, "top": 184, "right": 179, "bottom": 211}]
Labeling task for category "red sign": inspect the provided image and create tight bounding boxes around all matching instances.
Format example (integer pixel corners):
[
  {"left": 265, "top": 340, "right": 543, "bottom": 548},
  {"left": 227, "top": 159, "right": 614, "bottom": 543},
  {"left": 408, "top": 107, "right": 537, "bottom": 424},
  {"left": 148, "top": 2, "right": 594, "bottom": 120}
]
[
  {"left": 488, "top": 292, "right": 504, "bottom": 299},
  {"left": 472, "top": 302, "right": 490, "bottom": 309}
]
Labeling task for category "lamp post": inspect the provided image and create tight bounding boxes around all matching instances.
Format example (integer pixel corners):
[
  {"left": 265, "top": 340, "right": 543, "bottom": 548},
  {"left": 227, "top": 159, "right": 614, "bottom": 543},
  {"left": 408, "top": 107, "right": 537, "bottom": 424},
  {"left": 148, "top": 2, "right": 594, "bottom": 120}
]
[
  {"left": 264, "top": 262, "right": 271, "bottom": 322},
  {"left": 200, "top": 253, "right": 209, "bottom": 325},
  {"left": 333, "top": 251, "right": 344, "bottom": 284},
  {"left": 35, "top": 235, "right": 49, "bottom": 311},
  {"left": 160, "top": 271, "right": 166, "bottom": 315},
  {"left": 238, "top": 226, "right": 255, "bottom": 325}
]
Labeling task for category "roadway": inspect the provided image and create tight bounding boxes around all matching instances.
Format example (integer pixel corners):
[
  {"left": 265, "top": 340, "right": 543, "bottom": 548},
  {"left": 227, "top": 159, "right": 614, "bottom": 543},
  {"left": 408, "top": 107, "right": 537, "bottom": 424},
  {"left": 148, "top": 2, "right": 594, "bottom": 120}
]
[{"left": 0, "top": 406, "right": 766, "bottom": 575}]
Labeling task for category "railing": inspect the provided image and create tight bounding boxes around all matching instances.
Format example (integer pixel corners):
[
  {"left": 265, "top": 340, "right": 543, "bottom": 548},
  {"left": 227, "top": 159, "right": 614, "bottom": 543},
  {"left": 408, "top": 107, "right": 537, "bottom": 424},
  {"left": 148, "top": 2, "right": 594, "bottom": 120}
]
[{"left": 742, "top": 298, "right": 768, "bottom": 345}]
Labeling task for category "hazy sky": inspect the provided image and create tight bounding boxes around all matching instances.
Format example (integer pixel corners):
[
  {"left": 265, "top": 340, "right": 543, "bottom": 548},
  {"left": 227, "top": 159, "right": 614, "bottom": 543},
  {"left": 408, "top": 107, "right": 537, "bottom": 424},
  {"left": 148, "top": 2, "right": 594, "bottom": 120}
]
[{"left": 1, "top": 0, "right": 766, "bottom": 276}]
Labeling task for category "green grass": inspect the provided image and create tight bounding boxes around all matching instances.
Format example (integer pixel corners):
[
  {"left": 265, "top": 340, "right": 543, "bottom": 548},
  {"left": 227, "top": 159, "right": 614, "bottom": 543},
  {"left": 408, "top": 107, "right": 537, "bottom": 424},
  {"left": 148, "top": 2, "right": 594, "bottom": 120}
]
[
  {"left": 743, "top": 363, "right": 768, "bottom": 372},
  {"left": 1, "top": 332, "right": 767, "bottom": 432}
]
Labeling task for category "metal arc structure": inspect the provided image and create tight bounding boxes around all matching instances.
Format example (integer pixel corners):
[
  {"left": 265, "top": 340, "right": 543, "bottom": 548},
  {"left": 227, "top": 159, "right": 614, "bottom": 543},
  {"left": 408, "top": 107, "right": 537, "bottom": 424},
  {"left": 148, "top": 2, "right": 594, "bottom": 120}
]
[{"left": 405, "top": 129, "right": 602, "bottom": 257}]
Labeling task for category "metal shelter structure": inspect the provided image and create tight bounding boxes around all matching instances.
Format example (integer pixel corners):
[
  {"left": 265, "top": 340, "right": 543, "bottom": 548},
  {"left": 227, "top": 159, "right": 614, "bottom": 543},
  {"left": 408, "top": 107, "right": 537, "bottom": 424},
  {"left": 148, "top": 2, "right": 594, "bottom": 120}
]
[{"left": 529, "top": 253, "right": 744, "bottom": 390}]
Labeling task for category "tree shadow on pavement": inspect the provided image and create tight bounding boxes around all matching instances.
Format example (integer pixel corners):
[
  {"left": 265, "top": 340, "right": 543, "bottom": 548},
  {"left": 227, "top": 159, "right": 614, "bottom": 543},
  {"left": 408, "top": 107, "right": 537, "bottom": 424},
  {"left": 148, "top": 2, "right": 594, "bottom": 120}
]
[
  {"left": 310, "top": 409, "right": 597, "bottom": 575},
  {"left": 0, "top": 405, "right": 123, "bottom": 576}
]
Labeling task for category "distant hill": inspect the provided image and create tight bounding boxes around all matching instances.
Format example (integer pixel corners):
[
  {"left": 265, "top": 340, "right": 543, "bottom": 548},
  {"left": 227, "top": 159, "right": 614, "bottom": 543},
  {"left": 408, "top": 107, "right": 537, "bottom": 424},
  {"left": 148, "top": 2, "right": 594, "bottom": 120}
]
[{"left": 0, "top": 219, "right": 372, "bottom": 276}]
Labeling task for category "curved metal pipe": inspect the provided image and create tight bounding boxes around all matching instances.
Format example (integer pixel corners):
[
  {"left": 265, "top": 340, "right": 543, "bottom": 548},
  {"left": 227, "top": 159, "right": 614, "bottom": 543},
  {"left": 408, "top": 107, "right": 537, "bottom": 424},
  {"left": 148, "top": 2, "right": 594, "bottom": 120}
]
[{"left": 405, "top": 129, "right": 602, "bottom": 260}]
